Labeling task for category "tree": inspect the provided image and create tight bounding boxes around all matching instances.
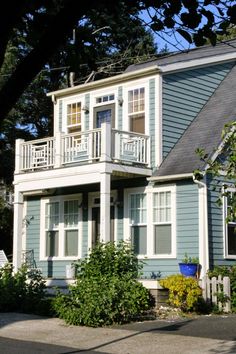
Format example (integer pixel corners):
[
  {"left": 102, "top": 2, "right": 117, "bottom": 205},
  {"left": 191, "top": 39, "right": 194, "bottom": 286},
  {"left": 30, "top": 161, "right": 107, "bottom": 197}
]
[{"left": 0, "top": 0, "right": 235, "bottom": 128}]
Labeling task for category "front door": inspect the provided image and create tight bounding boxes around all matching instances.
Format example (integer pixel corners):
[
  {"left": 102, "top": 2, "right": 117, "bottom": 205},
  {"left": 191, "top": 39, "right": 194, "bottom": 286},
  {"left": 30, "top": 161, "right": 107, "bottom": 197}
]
[
  {"left": 94, "top": 104, "right": 115, "bottom": 129},
  {"left": 92, "top": 206, "right": 115, "bottom": 248}
]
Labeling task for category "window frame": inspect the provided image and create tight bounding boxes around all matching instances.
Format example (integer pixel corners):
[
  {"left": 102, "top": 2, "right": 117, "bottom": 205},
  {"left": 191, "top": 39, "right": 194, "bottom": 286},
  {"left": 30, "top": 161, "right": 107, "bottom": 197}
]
[
  {"left": 223, "top": 187, "right": 236, "bottom": 259},
  {"left": 129, "top": 192, "right": 147, "bottom": 256},
  {"left": 40, "top": 194, "right": 82, "bottom": 260},
  {"left": 62, "top": 96, "right": 85, "bottom": 134},
  {"left": 124, "top": 185, "right": 176, "bottom": 259}
]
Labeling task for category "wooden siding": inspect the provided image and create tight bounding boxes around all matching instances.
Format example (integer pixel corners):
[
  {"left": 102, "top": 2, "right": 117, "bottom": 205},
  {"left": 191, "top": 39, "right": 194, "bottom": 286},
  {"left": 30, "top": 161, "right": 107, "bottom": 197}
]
[
  {"left": 84, "top": 93, "right": 90, "bottom": 131},
  {"left": 117, "top": 86, "right": 123, "bottom": 130},
  {"left": 162, "top": 63, "right": 234, "bottom": 158},
  {"left": 149, "top": 78, "right": 155, "bottom": 167},
  {"left": 142, "top": 181, "right": 199, "bottom": 278}
]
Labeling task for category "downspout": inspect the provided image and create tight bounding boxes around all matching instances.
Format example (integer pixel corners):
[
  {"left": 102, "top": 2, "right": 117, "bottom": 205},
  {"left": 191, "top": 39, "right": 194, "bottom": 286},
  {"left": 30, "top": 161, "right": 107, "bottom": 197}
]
[{"left": 193, "top": 175, "right": 209, "bottom": 277}]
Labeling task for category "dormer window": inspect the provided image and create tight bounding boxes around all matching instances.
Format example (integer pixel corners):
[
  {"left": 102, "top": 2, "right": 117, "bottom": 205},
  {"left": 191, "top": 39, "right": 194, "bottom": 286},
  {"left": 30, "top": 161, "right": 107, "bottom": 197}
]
[
  {"left": 67, "top": 102, "right": 82, "bottom": 133},
  {"left": 128, "top": 87, "right": 145, "bottom": 134}
]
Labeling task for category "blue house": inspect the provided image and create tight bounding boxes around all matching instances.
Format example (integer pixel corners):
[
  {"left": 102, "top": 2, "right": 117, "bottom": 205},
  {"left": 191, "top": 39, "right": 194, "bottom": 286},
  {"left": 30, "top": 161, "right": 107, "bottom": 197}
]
[{"left": 13, "top": 39, "right": 236, "bottom": 281}]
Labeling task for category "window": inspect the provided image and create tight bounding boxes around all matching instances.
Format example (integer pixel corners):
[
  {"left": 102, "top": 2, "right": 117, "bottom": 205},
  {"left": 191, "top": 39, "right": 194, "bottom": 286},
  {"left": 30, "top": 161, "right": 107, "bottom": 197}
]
[
  {"left": 224, "top": 190, "right": 236, "bottom": 257},
  {"left": 41, "top": 196, "right": 81, "bottom": 259},
  {"left": 95, "top": 94, "right": 115, "bottom": 104},
  {"left": 67, "top": 102, "right": 81, "bottom": 133},
  {"left": 153, "top": 191, "right": 172, "bottom": 255},
  {"left": 126, "top": 186, "right": 176, "bottom": 258},
  {"left": 129, "top": 193, "right": 147, "bottom": 255},
  {"left": 128, "top": 87, "right": 145, "bottom": 134}
]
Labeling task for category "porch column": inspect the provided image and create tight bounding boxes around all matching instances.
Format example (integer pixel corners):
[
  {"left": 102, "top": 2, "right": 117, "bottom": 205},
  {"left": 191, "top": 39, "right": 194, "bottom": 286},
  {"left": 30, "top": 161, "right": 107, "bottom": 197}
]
[
  {"left": 54, "top": 132, "right": 63, "bottom": 168},
  {"left": 13, "top": 187, "right": 24, "bottom": 271},
  {"left": 15, "top": 139, "right": 24, "bottom": 174},
  {"left": 100, "top": 121, "right": 111, "bottom": 162},
  {"left": 100, "top": 172, "right": 111, "bottom": 242}
]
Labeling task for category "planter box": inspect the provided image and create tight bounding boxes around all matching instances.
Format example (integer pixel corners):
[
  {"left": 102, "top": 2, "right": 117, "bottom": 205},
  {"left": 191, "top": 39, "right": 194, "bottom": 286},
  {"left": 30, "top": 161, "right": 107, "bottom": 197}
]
[{"left": 139, "top": 279, "right": 169, "bottom": 308}]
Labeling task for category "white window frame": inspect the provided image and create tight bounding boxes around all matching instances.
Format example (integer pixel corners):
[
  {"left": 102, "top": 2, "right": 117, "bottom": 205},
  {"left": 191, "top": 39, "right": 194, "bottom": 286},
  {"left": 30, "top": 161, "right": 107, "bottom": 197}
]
[
  {"left": 123, "top": 79, "right": 149, "bottom": 135},
  {"left": 40, "top": 194, "right": 82, "bottom": 260},
  {"left": 62, "top": 95, "right": 85, "bottom": 133},
  {"left": 124, "top": 185, "right": 176, "bottom": 259},
  {"left": 223, "top": 186, "right": 236, "bottom": 259}
]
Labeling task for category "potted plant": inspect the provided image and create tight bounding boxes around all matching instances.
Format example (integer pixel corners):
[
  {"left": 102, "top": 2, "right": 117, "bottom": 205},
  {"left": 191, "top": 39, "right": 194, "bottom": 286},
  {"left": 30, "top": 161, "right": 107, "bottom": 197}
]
[{"left": 179, "top": 253, "right": 199, "bottom": 278}]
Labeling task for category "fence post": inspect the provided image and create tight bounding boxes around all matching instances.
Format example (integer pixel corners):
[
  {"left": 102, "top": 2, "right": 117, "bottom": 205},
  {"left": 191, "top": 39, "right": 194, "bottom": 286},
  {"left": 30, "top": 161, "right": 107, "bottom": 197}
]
[{"left": 223, "top": 276, "right": 231, "bottom": 312}]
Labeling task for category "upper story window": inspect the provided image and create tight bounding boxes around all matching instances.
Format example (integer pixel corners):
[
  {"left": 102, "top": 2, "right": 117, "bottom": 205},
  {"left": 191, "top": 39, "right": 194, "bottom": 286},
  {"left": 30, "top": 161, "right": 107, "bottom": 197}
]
[
  {"left": 95, "top": 94, "right": 115, "bottom": 104},
  {"left": 128, "top": 87, "right": 145, "bottom": 134},
  {"left": 67, "top": 102, "right": 81, "bottom": 133},
  {"left": 224, "top": 189, "right": 236, "bottom": 258}
]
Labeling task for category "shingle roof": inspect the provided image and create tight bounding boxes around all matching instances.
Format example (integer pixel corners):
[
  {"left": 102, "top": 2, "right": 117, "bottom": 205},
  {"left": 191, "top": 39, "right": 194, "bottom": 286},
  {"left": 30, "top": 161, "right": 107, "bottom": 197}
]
[
  {"left": 125, "top": 39, "right": 236, "bottom": 73},
  {"left": 154, "top": 63, "right": 236, "bottom": 177}
]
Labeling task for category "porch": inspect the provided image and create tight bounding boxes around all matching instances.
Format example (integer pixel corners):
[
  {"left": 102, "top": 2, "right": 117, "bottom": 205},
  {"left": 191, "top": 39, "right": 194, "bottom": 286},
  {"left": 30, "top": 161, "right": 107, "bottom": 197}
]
[{"left": 15, "top": 122, "right": 150, "bottom": 173}]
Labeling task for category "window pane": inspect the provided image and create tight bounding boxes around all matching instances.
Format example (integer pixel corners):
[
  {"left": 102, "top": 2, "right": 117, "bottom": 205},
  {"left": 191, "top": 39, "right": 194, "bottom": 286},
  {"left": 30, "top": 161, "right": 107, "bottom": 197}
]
[
  {"left": 154, "top": 225, "right": 171, "bottom": 254},
  {"left": 46, "top": 202, "right": 59, "bottom": 229},
  {"left": 130, "top": 114, "right": 145, "bottom": 134},
  {"left": 46, "top": 231, "right": 59, "bottom": 257},
  {"left": 64, "top": 200, "right": 79, "bottom": 227},
  {"left": 131, "top": 226, "right": 147, "bottom": 255},
  {"left": 65, "top": 230, "right": 78, "bottom": 256},
  {"left": 228, "top": 225, "right": 236, "bottom": 255}
]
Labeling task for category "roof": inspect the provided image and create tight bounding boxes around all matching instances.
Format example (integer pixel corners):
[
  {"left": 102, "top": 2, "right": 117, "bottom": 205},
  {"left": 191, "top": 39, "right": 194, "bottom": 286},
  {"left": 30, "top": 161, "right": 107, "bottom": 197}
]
[
  {"left": 125, "top": 39, "right": 236, "bottom": 73},
  {"left": 154, "top": 62, "right": 236, "bottom": 177}
]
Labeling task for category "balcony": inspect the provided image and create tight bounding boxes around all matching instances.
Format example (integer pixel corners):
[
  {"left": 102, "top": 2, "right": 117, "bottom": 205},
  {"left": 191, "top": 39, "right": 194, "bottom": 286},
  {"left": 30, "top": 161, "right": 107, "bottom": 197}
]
[{"left": 15, "top": 122, "right": 150, "bottom": 174}]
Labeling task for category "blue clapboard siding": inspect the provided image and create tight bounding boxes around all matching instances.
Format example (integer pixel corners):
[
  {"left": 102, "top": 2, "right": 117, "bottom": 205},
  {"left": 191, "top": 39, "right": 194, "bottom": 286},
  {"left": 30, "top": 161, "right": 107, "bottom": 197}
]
[
  {"left": 26, "top": 198, "right": 82, "bottom": 278},
  {"left": 207, "top": 175, "right": 236, "bottom": 268},
  {"left": 162, "top": 63, "right": 234, "bottom": 158},
  {"left": 142, "top": 180, "right": 199, "bottom": 278},
  {"left": 149, "top": 78, "right": 156, "bottom": 167}
]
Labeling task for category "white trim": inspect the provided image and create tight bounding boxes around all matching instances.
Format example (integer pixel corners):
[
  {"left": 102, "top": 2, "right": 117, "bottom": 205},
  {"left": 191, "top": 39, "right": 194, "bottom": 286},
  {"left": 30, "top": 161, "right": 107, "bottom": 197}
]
[
  {"left": 155, "top": 74, "right": 162, "bottom": 167},
  {"left": 61, "top": 95, "right": 85, "bottom": 134},
  {"left": 159, "top": 52, "right": 236, "bottom": 74},
  {"left": 148, "top": 173, "right": 193, "bottom": 182},
  {"left": 47, "top": 66, "right": 160, "bottom": 98},
  {"left": 222, "top": 186, "right": 236, "bottom": 260},
  {"left": 193, "top": 176, "right": 209, "bottom": 276},
  {"left": 40, "top": 194, "right": 82, "bottom": 261},
  {"left": 53, "top": 100, "right": 59, "bottom": 134},
  {"left": 124, "top": 184, "right": 176, "bottom": 259}
]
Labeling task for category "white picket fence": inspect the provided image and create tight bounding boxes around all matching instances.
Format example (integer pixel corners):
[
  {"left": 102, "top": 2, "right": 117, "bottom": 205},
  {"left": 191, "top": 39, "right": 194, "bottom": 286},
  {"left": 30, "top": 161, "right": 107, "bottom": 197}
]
[{"left": 200, "top": 275, "right": 231, "bottom": 312}]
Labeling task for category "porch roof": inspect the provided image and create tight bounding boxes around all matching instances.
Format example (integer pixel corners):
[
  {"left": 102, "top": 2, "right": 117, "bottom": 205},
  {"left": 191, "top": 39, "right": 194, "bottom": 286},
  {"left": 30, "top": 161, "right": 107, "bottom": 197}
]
[{"left": 153, "top": 62, "right": 236, "bottom": 177}]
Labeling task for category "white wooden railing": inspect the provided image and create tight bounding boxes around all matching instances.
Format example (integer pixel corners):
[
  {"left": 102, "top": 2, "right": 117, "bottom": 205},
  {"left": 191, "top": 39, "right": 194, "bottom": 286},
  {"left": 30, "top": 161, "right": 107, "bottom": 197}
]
[{"left": 15, "top": 123, "right": 150, "bottom": 173}]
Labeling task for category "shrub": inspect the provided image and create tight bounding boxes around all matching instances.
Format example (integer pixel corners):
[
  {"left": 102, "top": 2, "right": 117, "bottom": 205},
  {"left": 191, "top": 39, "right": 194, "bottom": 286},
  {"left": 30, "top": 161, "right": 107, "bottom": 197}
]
[
  {"left": 53, "top": 242, "right": 154, "bottom": 327},
  {"left": 159, "top": 274, "right": 202, "bottom": 312},
  {"left": 0, "top": 263, "right": 47, "bottom": 314}
]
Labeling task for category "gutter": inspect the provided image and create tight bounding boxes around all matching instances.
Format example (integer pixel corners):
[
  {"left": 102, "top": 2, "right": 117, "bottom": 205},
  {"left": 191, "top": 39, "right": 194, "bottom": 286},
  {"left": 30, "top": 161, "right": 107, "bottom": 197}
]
[
  {"left": 148, "top": 172, "right": 193, "bottom": 182},
  {"left": 47, "top": 65, "right": 160, "bottom": 98},
  {"left": 193, "top": 175, "right": 209, "bottom": 277}
]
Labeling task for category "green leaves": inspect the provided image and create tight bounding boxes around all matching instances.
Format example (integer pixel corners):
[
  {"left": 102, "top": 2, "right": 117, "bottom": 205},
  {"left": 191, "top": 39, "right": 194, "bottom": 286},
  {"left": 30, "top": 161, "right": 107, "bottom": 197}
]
[{"left": 53, "top": 241, "right": 154, "bottom": 326}]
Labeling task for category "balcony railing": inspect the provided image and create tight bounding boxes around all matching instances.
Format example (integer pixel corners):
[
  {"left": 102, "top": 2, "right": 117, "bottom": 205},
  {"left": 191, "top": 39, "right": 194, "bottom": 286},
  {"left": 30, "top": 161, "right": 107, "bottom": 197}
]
[{"left": 15, "top": 123, "right": 150, "bottom": 173}]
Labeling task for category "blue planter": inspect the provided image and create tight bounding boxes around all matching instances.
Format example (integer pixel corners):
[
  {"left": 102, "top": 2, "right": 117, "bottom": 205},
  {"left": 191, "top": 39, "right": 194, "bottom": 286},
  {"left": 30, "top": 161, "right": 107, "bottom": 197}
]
[{"left": 179, "top": 263, "right": 198, "bottom": 277}]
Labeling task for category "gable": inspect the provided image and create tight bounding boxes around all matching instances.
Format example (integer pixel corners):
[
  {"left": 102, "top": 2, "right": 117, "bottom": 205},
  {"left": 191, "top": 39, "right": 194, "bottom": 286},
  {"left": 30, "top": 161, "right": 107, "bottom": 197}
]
[{"left": 162, "top": 62, "right": 234, "bottom": 158}]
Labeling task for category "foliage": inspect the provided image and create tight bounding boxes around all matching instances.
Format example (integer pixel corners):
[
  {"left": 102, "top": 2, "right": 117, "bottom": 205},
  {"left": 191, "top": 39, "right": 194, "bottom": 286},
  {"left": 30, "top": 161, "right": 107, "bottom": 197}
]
[
  {"left": 181, "top": 253, "right": 199, "bottom": 264},
  {"left": 0, "top": 196, "right": 13, "bottom": 255},
  {"left": 159, "top": 274, "right": 202, "bottom": 312},
  {"left": 0, "top": 263, "right": 47, "bottom": 314},
  {"left": 0, "top": 1, "right": 235, "bottom": 128},
  {"left": 208, "top": 265, "right": 236, "bottom": 312},
  {"left": 53, "top": 242, "right": 154, "bottom": 327},
  {"left": 196, "top": 121, "right": 236, "bottom": 220}
]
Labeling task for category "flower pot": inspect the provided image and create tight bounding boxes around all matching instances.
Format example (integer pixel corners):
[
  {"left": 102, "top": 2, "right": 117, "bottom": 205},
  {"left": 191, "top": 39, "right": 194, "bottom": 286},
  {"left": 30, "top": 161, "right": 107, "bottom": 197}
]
[{"left": 179, "top": 263, "right": 198, "bottom": 278}]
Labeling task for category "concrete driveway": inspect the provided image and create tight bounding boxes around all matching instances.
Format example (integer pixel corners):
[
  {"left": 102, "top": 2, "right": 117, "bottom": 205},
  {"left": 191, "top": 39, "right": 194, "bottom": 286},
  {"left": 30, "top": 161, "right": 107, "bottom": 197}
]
[{"left": 0, "top": 312, "right": 236, "bottom": 354}]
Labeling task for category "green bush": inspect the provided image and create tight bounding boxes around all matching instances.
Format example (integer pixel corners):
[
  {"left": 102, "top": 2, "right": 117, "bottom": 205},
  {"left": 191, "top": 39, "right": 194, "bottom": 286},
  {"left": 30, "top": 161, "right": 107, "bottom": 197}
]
[
  {"left": 208, "top": 265, "right": 236, "bottom": 312},
  {"left": 53, "top": 242, "right": 154, "bottom": 327},
  {"left": 0, "top": 263, "right": 47, "bottom": 313},
  {"left": 159, "top": 274, "right": 202, "bottom": 312}
]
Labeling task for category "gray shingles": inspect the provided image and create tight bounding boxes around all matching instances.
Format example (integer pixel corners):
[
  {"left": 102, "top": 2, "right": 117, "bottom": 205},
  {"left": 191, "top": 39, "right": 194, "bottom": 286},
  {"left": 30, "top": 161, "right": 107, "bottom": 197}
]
[
  {"left": 154, "top": 63, "right": 236, "bottom": 177},
  {"left": 125, "top": 40, "right": 236, "bottom": 73}
]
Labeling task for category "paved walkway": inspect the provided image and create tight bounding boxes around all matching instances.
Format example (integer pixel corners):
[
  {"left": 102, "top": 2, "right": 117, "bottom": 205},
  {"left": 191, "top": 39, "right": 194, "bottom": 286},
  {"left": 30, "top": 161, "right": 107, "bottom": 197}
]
[{"left": 0, "top": 313, "right": 236, "bottom": 353}]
